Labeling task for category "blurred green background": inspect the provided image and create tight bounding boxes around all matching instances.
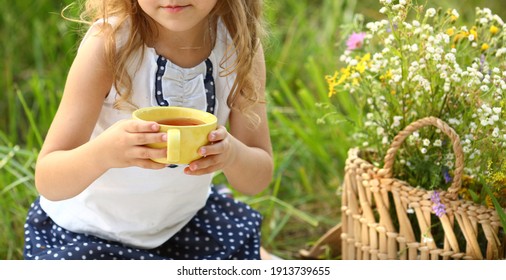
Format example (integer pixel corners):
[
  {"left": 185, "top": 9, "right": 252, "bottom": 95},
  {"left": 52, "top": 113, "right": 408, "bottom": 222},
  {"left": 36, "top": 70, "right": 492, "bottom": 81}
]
[{"left": 1, "top": 0, "right": 504, "bottom": 259}]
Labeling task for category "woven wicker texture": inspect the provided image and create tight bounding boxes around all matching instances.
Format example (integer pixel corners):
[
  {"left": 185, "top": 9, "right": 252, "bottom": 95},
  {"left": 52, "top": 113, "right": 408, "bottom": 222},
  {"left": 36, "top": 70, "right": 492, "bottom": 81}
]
[{"left": 340, "top": 117, "right": 505, "bottom": 260}]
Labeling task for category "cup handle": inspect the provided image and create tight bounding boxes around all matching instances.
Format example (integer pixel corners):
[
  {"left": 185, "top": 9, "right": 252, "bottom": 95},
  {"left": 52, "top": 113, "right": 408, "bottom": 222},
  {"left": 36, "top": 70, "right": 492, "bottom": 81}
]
[{"left": 167, "top": 129, "right": 180, "bottom": 163}]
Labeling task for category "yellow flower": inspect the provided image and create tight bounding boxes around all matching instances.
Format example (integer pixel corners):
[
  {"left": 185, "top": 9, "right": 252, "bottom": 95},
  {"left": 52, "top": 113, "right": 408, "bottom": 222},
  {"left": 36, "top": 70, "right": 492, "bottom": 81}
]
[
  {"left": 355, "top": 64, "right": 366, "bottom": 74},
  {"left": 447, "top": 9, "right": 459, "bottom": 22},
  {"left": 481, "top": 43, "right": 489, "bottom": 51},
  {"left": 380, "top": 70, "right": 393, "bottom": 81},
  {"left": 446, "top": 28, "right": 455, "bottom": 36},
  {"left": 325, "top": 71, "right": 340, "bottom": 97},
  {"left": 490, "top": 25, "right": 500, "bottom": 35},
  {"left": 453, "top": 30, "right": 469, "bottom": 43},
  {"left": 338, "top": 67, "right": 351, "bottom": 85},
  {"left": 485, "top": 196, "right": 494, "bottom": 208},
  {"left": 469, "top": 26, "right": 478, "bottom": 40},
  {"left": 326, "top": 67, "right": 353, "bottom": 97},
  {"left": 489, "top": 170, "right": 506, "bottom": 185},
  {"left": 361, "top": 53, "right": 371, "bottom": 62},
  {"left": 458, "top": 187, "right": 472, "bottom": 201},
  {"left": 355, "top": 53, "right": 371, "bottom": 74}
]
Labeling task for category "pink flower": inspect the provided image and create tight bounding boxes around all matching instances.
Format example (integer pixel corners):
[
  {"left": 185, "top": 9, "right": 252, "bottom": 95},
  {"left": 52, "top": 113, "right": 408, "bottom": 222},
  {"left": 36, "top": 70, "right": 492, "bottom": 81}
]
[{"left": 346, "top": 32, "right": 367, "bottom": 50}]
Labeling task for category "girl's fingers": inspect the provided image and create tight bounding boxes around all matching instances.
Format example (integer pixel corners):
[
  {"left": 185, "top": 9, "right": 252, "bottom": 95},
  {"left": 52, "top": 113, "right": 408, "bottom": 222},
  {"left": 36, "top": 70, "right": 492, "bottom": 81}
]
[
  {"left": 199, "top": 140, "right": 225, "bottom": 157},
  {"left": 186, "top": 155, "right": 220, "bottom": 175},
  {"left": 125, "top": 146, "right": 167, "bottom": 160},
  {"left": 130, "top": 132, "right": 167, "bottom": 145},
  {"left": 208, "top": 125, "right": 227, "bottom": 142},
  {"left": 117, "top": 120, "right": 166, "bottom": 145},
  {"left": 125, "top": 120, "right": 160, "bottom": 133},
  {"left": 185, "top": 164, "right": 218, "bottom": 175}
]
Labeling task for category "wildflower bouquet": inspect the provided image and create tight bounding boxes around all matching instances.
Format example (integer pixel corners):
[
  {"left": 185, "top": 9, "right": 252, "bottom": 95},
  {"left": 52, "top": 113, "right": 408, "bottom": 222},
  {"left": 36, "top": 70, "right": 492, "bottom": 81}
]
[
  {"left": 326, "top": 0, "right": 506, "bottom": 212},
  {"left": 321, "top": 0, "right": 506, "bottom": 259}
]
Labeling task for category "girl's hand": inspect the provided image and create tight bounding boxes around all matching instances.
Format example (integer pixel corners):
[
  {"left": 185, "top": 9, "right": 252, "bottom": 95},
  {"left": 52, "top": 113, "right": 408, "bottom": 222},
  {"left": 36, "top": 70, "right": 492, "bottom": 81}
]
[
  {"left": 95, "top": 119, "right": 168, "bottom": 169},
  {"left": 184, "top": 125, "right": 236, "bottom": 175}
]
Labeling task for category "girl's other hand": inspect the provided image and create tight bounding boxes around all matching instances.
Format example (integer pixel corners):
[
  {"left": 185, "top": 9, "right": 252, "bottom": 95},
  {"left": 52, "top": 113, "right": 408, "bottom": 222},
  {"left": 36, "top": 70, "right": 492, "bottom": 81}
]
[
  {"left": 184, "top": 125, "right": 236, "bottom": 175},
  {"left": 95, "top": 119, "right": 168, "bottom": 169}
]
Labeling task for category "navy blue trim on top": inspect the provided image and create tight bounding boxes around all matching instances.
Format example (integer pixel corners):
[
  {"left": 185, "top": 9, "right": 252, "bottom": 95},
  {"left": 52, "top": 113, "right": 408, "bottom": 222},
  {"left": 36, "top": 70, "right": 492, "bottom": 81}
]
[
  {"left": 155, "top": 56, "right": 169, "bottom": 106},
  {"left": 203, "top": 59, "right": 216, "bottom": 114},
  {"left": 154, "top": 56, "right": 216, "bottom": 115}
]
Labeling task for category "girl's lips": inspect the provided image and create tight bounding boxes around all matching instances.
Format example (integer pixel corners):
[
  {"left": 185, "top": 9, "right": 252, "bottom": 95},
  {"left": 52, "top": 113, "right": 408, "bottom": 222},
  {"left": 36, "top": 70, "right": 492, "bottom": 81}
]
[{"left": 162, "top": 5, "right": 190, "bottom": 13}]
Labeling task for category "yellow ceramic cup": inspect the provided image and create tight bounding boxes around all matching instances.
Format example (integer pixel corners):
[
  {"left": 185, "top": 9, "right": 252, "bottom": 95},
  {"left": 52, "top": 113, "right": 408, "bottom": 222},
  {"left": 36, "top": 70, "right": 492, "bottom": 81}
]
[{"left": 132, "top": 106, "right": 217, "bottom": 164}]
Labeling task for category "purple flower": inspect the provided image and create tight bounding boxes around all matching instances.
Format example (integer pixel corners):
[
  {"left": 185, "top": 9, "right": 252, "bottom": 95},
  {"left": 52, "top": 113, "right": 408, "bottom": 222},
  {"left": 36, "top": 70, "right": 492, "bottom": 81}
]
[
  {"left": 346, "top": 32, "right": 367, "bottom": 50},
  {"left": 431, "top": 191, "right": 446, "bottom": 218},
  {"left": 386, "top": 23, "right": 398, "bottom": 33},
  {"left": 442, "top": 167, "right": 452, "bottom": 184}
]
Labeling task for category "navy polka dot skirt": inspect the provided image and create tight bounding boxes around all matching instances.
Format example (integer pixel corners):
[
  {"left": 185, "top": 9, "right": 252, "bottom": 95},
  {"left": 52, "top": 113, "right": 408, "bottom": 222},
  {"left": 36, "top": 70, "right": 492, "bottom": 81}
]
[{"left": 23, "top": 187, "right": 262, "bottom": 260}]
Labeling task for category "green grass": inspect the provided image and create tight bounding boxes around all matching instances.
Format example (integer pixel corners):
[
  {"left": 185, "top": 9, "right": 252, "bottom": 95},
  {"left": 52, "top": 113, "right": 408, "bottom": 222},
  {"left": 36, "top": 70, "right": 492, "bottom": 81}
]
[{"left": 1, "top": 0, "right": 504, "bottom": 260}]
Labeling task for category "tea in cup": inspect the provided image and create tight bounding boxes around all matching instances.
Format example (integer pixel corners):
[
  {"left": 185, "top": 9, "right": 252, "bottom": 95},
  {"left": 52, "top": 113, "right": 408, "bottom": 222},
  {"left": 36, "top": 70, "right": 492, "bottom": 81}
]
[{"left": 132, "top": 106, "right": 217, "bottom": 164}]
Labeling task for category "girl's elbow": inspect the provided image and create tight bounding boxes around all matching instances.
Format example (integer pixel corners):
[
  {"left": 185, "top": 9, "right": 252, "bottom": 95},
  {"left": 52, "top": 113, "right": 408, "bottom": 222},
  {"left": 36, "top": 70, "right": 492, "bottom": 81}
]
[
  {"left": 35, "top": 178, "right": 53, "bottom": 201},
  {"left": 34, "top": 169, "right": 68, "bottom": 202},
  {"left": 34, "top": 175, "right": 57, "bottom": 201},
  {"left": 249, "top": 165, "right": 274, "bottom": 195}
]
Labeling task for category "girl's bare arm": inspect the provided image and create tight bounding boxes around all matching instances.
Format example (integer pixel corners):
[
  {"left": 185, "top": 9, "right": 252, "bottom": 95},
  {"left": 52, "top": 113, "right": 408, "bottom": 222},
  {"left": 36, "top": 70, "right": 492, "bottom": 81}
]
[
  {"left": 35, "top": 26, "right": 167, "bottom": 201},
  {"left": 184, "top": 44, "right": 274, "bottom": 195}
]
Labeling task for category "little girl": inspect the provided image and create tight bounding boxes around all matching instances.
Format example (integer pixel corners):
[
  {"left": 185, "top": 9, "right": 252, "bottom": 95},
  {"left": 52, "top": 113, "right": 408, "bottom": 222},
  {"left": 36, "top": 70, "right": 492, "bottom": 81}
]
[{"left": 24, "top": 0, "right": 273, "bottom": 260}]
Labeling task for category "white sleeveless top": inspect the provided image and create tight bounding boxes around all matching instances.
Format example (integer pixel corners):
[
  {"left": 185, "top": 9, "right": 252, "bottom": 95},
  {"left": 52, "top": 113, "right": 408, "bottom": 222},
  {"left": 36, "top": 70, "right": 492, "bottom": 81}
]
[{"left": 40, "top": 18, "right": 235, "bottom": 249}]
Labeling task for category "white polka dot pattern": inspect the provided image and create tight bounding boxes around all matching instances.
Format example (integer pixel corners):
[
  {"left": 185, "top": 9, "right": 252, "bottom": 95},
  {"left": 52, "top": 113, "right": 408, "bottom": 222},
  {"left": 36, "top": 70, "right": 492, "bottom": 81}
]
[{"left": 23, "top": 187, "right": 262, "bottom": 260}]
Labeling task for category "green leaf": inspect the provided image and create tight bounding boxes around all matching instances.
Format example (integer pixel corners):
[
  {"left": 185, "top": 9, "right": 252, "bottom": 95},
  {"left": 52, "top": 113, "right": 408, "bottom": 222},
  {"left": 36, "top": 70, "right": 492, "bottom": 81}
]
[{"left": 482, "top": 183, "right": 506, "bottom": 231}]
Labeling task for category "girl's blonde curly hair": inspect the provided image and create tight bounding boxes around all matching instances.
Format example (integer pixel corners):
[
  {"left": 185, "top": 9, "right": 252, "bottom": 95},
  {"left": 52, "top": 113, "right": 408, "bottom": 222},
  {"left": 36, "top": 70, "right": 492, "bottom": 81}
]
[{"left": 66, "top": 0, "right": 266, "bottom": 126}]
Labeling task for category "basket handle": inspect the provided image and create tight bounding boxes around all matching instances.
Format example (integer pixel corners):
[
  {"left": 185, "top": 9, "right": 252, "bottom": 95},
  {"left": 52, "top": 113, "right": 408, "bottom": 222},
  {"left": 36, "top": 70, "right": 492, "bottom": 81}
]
[{"left": 379, "top": 116, "right": 464, "bottom": 196}]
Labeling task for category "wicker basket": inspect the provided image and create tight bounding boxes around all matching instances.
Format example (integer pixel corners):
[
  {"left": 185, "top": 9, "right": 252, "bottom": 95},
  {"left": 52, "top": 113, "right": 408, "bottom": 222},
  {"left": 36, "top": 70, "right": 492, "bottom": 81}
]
[{"left": 301, "top": 117, "right": 505, "bottom": 260}]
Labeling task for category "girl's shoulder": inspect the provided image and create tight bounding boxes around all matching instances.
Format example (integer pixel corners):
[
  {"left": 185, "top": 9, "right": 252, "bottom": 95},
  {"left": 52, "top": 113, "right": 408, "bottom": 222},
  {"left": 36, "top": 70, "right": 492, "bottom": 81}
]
[{"left": 78, "top": 16, "right": 130, "bottom": 52}]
